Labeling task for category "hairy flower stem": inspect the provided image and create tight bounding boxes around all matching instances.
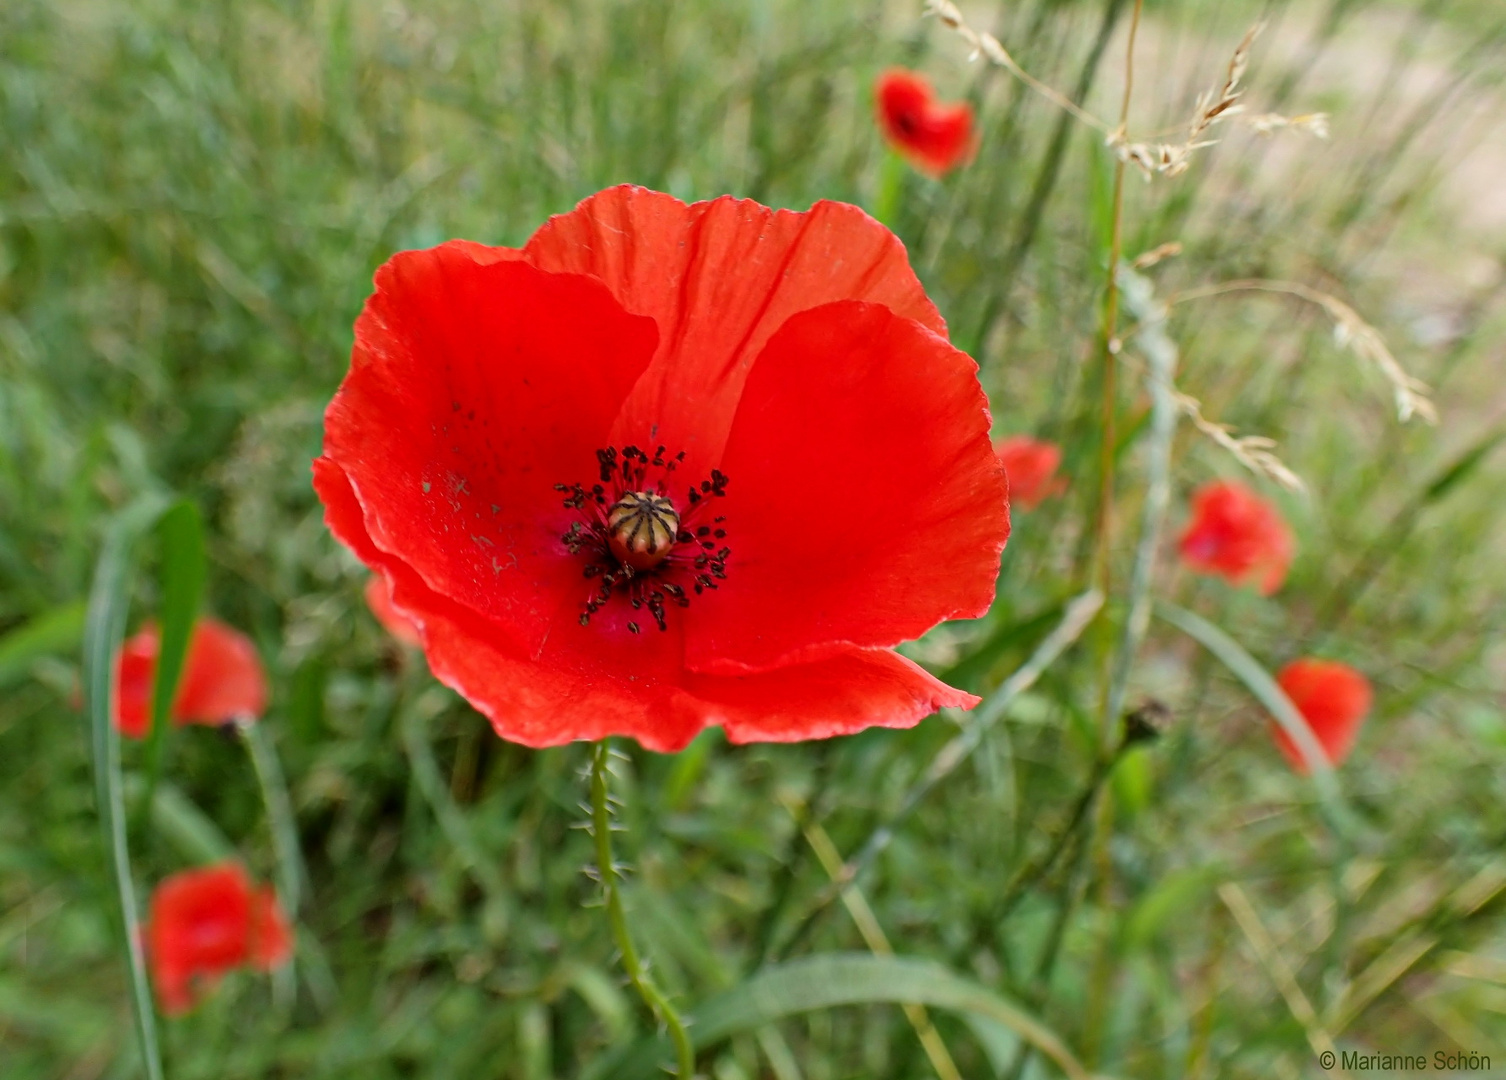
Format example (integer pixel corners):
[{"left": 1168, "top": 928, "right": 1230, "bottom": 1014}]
[{"left": 589, "top": 741, "right": 695, "bottom": 1079}]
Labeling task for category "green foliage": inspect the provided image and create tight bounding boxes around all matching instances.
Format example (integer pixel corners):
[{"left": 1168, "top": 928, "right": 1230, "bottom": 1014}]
[{"left": 3, "top": 0, "right": 1505, "bottom": 1077}]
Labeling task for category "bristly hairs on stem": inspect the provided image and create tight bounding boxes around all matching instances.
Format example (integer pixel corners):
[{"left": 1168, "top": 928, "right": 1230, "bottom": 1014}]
[{"left": 587, "top": 740, "right": 696, "bottom": 1079}]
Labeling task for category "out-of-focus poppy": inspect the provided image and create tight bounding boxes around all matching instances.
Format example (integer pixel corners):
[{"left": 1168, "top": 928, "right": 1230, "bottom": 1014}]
[
  {"left": 115, "top": 618, "right": 268, "bottom": 738},
  {"left": 1177, "top": 479, "right": 1294, "bottom": 595},
  {"left": 1271, "top": 658, "right": 1373, "bottom": 772},
  {"left": 143, "top": 863, "right": 292, "bottom": 1015},
  {"left": 365, "top": 574, "right": 422, "bottom": 648},
  {"left": 313, "top": 184, "right": 1010, "bottom": 751},
  {"left": 874, "top": 69, "right": 977, "bottom": 176},
  {"left": 994, "top": 435, "right": 1064, "bottom": 509}
]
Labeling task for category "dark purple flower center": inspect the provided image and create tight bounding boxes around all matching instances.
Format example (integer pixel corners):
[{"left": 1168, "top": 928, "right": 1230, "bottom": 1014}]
[{"left": 554, "top": 445, "right": 730, "bottom": 633}]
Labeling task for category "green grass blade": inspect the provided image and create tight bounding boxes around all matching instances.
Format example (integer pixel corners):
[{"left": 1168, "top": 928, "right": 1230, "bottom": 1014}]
[
  {"left": 590, "top": 953, "right": 1103, "bottom": 1080},
  {"left": 0, "top": 601, "right": 86, "bottom": 688},
  {"left": 83, "top": 493, "right": 170, "bottom": 1080},
  {"left": 141, "top": 499, "right": 207, "bottom": 827},
  {"left": 241, "top": 719, "right": 306, "bottom": 917}
]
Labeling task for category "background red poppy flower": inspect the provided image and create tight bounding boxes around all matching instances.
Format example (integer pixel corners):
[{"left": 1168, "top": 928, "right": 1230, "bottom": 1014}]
[
  {"left": 365, "top": 575, "right": 422, "bottom": 648},
  {"left": 1177, "top": 479, "right": 1294, "bottom": 595},
  {"left": 1271, "top": 658, "right": 1373, "bottom": 772},
  {"left": 115, "top": 618, "right": 268, "bottom": 738},
  {"left": 994, "top": 435, "right": 1064, "bottom": 509},
  {"left": 874, "top": 68, "right": 977, "bottom": 176},
  {"left": 143, "top": 863, "right": 291, "bottom": 1015},
  {"left": 315, "top": 185, "right": 1009, "bottom": 752}
]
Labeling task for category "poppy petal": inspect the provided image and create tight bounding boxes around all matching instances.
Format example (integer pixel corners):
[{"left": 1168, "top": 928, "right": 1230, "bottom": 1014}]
[
  {"left": 519, "top": 186, "right": 946, "bottom": 477},
  {"left": 114, "top": 631, "right": 159, "bottom": 738},
  {"left": 317, "top": 457, "right": 972, "bottom": 749},
  {"left": 173, "top": 619, "right": 268, "bottom": 726},
  {"left": 695, "top": 647, "right": 978, "bottom": 743},
  {"left": 248, "top": 887, "right": 293, "bottom": 969},
  {"left": 322, "top": 246, "right": 659, "bottom": 658},
  {"left": 365, "top": 575, "right": 424, "bottom": 648},
  {"left": 687, "top": 301, "right": 1008, "bottom": 673}
]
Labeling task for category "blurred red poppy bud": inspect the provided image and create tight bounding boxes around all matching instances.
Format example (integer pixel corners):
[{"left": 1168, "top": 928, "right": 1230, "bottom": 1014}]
[
  {"left": 1271, "top": 658, "right": 1373, "bottom": 772},
  {"left": 144, "top": 863, "right": 292, "bottom": 1015},
  {"left": 115, "top": 618, "right": 268, "bottom": 739},
  {"left": 1177, "top": 480, "right": 1294, "bottom": 595},
  {"left": 874, "top": 68, "right": 977, "bottom": 176},
  {"left": 994, "top": 435, "right": 1064, "bottom": 509}
]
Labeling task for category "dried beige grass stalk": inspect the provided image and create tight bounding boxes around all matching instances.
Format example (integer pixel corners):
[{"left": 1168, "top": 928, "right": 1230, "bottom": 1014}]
[
  {"left": 1173, "top": 390, "right": 1307, "bottom": 493},
  {"left": 1109, "top": 24, "right": 1328, "bottom": 178},
  {"left": 925, "top": 4, "right": 1325, "bottom": 179},
  {"left": 924, "top": 0, "right": 1111, "bottom": 133},
  {"left": 1131, "top": 241, "right": 1183, "bottom": 269},
  {"left": 1247, "top": 112, "right": 1331, "bottom": 139},
  {"left": 1172, "top": 280, "right": 1438, "bottom": 424}
]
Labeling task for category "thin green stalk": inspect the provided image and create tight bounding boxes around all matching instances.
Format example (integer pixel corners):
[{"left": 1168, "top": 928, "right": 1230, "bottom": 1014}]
[
  {"left": 589, "top": 741, "right": 694, "bottom": 1079},
  {"left": 84, "top": 494, "right": 170, "bottom": 1080},
  {"left": 241, "top": 718, "right": 305, "bottom": 1011},
  {"left": 138, "top": 501, "right": 206, "bottom": 844},
  {"left": 1091, "top": 0, "right": 1144, "bottom": 741},
  {"left": 1103, "top": 265, "right": 1181, "bottom": 729},
  {"left": 241, "top": 718, "right": 306, "bottom": 917}
]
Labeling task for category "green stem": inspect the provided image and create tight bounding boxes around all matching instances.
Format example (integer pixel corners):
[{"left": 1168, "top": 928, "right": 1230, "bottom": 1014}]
[
  {"left": 241, "top": 718, "right": 304, "bottom": 1011},
  {"left": 241, "top": 719, "right": 306, "bottom": 917},
  {"left": 1103, "top": 265, "right": 1181, "bottom": 730},
  {"left": 871, "top": 149, "right": 906, "bottom": 228},
  {"left": 589, "top": 741, "right": 695, "bottom": 1079},
  {"left": 85, "top": 495, "right": 170, "bottom": 1080}
]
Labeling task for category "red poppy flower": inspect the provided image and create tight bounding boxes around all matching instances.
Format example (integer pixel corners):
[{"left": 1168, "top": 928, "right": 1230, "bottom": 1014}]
[
  {"left": 1177, "top": 480, "right": 1294, "bottom": 595},
  {"left": 994, "top": 435, "right": 1064, "bottom": 509},
  {"left": 115, "top": 618, "right": 268, "bottom": 739},
  {"left": 314, "top": 185, "right": 1009, "bottom": 752},
  {"left": 143, "top": 863, "right": 292, "bottom": 1015},
  {"left": 1271, "top": 658, "right": 1373, "bottom": 772},
  {"left": 874, "top": 68, "right": 977, "bottom": 176},
  {"left": 365, "top": 575, "right": 423, "bottom": 648}
]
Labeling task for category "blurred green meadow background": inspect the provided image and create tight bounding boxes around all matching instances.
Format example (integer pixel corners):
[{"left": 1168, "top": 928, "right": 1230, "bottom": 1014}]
[{"left": 3, "top": 0, "right": 1506, "bottom": 1077}]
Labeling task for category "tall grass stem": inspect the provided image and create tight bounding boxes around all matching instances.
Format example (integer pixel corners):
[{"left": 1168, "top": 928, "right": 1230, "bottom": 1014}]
[{"left": 84, "top": 495, "right": 170, "bottom": 1080}]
